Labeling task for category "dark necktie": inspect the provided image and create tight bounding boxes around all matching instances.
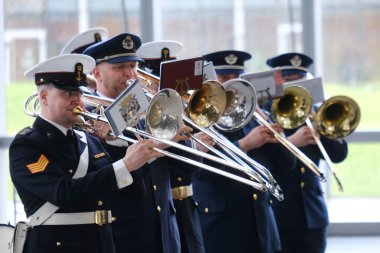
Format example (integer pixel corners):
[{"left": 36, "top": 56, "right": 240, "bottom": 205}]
[
  {"left": 66, "top": 129, "right": 78, "bottom": 156},
  {"left": 66, "top": 129, "right": 76, "bottom": 144}
]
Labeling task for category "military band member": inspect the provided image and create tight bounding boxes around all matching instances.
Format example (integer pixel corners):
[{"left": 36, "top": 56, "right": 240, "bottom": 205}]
[
  {"left": 137, "top": 40, "right": 206, "bottom": 253},
  {"left": 60, "top": 27, "right": 109, "bottom": 92},
  {"left": 83, "top": 33, "right": 194, "bottom": 253},
  {"left": 9, "top": 54, "right": 159, "bottom": 253},
  {"left": 60, "top": 27, "right": 108, "bottom": 55},
  {"left": 193, "top": 50, "right": 296, "bottom": 253},
  {"left": 266, "top": 52, "right": 348, "bottom": 253}
]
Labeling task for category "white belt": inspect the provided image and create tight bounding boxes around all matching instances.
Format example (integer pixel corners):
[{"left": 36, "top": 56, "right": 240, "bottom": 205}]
[
  {"left": 39, "top": 210, "right": 112, "bottom": 226},
  {"left": 172, "top": 184, "right": 193, "bottom": 200}
]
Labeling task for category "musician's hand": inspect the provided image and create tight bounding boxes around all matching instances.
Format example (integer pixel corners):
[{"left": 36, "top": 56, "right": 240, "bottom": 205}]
[
  {"left": 270, "top": 123, "right": 284, "bottom": 134},
  {"left": 154, "top": 124, "right": 192, "bottom": 150},
  {"left": 194, "top": 132, "right": 215, "bottom": 153},
  {"left": 123, "top": 139, "right": 163, "bottom": 171},
  {"left": 238, "top": 125, "right": 278, "bottom": 152},
  {"left": 171, "top": 124, "right": 193, "bottom": 143},
  {"left": 93, "top": 121, "right": 117, "bottom": 141},
  {"left": 288, "top": 126, "right": 317, "bottom": 147}
]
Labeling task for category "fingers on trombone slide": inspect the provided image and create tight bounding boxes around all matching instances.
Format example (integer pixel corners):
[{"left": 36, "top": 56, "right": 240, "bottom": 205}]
[{"left": 134, "top": 133, "right": 164, "bottom": 158}]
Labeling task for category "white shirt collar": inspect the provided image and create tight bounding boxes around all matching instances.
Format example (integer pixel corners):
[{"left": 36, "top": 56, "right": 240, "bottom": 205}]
[{"left": 39, "top": 115, "right": 71, "bottom": 136}]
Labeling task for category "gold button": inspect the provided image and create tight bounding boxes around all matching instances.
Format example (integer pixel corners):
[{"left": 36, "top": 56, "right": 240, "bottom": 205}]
[
  {"left": 300, "top": 167, "right": 305, "bottom": 174},
  {"left": 252, "top": 194, "right": 258, "bottom": 200},
  {"left": 300, "top": 182, "right": 305, "bottom": 188},
  {"left": 153, "top": 185, "right": 157, "bottom": 191},
  {"left": 157, "top": 205, "right": 161, "bottom": 212},
  {"left": 121, "top": 179, "right": 128, "bottom": 184},
  {"left": 204, "top": 208, "right": 209, "bottom": 213},
  {"left": 97, "top": 200, "right": 103, "bottom": 206},
  {"left": 56, "top": 242, "right": 61, "bottom": 246},
  {"left": 112, "top": 217, "right": 117, "bottom": 222},
  {"left": 177, "top": 177, "right": 182, "bottom": 182}
]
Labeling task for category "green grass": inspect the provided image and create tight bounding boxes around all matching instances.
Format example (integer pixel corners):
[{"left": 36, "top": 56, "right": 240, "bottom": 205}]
[
  {"left": 6, "top": 83, "right": 36, "bottom": 135},
  {"left": 324, "top": 83, "right": 380, "bottom": 197},
  {"left": 4, "top": 82, "right": 380, "bottom": 198},
  {"left": 330, "top": 143, "right": 380, "bottom": 197},
  {"left": 324, "top": 82, "right": 380, "bottom": 129}
]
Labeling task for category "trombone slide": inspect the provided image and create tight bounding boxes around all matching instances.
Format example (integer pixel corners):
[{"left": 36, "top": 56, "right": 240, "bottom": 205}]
[
  {"left": 115, "top": 132, "right": 265, "bottom": 190},
  {"left": 75, "top": 107, "right": 267, "bottom": 192},
  {"left": 184, "top": 114, "right": 283, "bottom": 199},
  {"left": 254, "top": 112, "right": 326, "bottom": 182},
  {"left": 305, "top": 118, "right": 344, "bottom": 192}
]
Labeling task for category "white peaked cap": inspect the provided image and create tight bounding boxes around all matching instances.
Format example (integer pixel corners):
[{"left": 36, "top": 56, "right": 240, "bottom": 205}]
[
  {"left": 25, "top": 54, "right": 95, "bottom": 80},
  {"left": 137, "top": 40, "right": 183, "bottom": 59},
  {"left": 60, "top": 27, "right": 108, "bottom": 55}
]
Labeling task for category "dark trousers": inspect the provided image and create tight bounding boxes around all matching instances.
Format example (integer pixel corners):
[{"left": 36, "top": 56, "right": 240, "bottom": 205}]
[{"left": 276, "top": 227, "right": 327, "bottom": 253}]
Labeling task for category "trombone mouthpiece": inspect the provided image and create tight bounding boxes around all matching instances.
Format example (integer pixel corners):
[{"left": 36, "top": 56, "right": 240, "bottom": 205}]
[{"left": 73, "top": 106, "right": 84, "bottom": 116}]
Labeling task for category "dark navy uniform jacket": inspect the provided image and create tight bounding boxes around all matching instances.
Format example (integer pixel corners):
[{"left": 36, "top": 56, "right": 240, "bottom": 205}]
[
  {"left": 109, "top": 153, "right": 180, "bottom": 253},
  {"left": 103, "top": 118, "right": 204, "bottom": 253},
  {"left": 193, "top": 120, "right": 296, "bottom": 253},
  {"left": 272, "top": 127, "right": 348, "bottom": 231},
  {"left": 9, "top": 116, "right": 134, "bottom": 253},
  {"left": 170, "top": 146, "right": 205, "bottom": 253}
]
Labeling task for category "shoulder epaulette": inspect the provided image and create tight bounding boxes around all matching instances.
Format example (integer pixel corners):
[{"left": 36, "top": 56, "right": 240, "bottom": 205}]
[{"left": 18, "top": 126, "right": 35, "bottom": 136}]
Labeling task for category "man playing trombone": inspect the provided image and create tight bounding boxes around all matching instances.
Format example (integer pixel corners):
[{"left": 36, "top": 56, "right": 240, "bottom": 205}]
[
  {"left": 192, "top": 50, "right": 297, "bottom": 253},
  {"left": 137, "top": 40, "right": 206, "bottom": 253},
  {"left": 10, "top": 54, "right": 160, "bottom": 252},
  {"left": 83, "top": 33, "right": 199, "bottom": 253},
  {"left": 266, "top": 52, "right": 349, "bottom": 253}
]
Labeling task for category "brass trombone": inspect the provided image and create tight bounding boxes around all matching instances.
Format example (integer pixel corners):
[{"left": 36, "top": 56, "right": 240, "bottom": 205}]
[
  {"left": 24, "top": 90, "right": 265, "bottom": 191},
  {"left": 82, "top": 89, "right": 269, "bottom": 191},
  {"left": 132, "top": 73, "right": 267, "bottom": 190},
  {"left": 137, "top": 70, "right": 284, "bottom": 199},
  {"left": 307, "top": 95, "right": 360, "bottom": 192},
  {"left": 271, "top": 85, "right": 361, "bottom": 192},
  {"left": 213, "top": 79, "right": 325, "bottom": 182}
]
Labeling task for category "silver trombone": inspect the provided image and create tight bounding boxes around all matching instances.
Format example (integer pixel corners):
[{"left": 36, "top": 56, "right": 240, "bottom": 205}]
[
  {"left": 137, "top": 70, "right": 284, "bottom": 199},
  {"left": 78, "top": 90, "right": 267, "bottom": 191},
  {"left": 24, "top": 90, "right": 265, "bottom": 191},
  {"left": 131, "top": 79, "right": 269, "bottom": 190}
]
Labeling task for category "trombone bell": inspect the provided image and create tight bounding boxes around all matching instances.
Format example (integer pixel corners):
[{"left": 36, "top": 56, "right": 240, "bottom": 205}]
[
  {"left": 215, "top": 78, "right": 257, "bottom": 132},
  {"left": 271, "top": 85, "right": 313, "bottom": 129},
  {"left": 146, "top": 89, "right": 183, "bottom": 140},
  {"left": 186, "top": 80, "right": 227, "bottom": 128},
  {"left": 314, "top": 95, "right": 360, "bottom": 139}
]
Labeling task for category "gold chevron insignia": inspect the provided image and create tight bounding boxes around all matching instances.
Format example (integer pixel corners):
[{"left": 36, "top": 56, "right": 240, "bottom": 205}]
[
  {"left": 94, "top": 152, "right": 106, "bottom": 159},
  {"left": 27, "top": 154, "right": 49, "bottom": 174}
]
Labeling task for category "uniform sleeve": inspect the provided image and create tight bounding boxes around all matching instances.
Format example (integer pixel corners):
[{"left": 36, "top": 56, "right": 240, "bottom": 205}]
[
  {"left": 261, "top": 142, "right": 297, "bottom": 172},
  {"left": 10, "top": 136, "right": 121, "bottom": 211},
  {"left": 319, "top": 136, "right": 348, "bottom": 163}
]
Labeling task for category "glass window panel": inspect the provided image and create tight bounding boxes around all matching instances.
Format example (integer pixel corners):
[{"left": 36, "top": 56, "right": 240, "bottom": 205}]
[
  {"left": 2, "top": 0, "right": 380, "bottom": 224},
  {"left": 322, "top": 0, "right": 380, "bottom": 130},
  {"left": 330, "top": 143, "right": 380, "bottom": 197}
]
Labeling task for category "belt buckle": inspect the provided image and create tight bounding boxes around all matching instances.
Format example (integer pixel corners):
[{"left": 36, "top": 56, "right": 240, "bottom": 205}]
[
  {"left": 173, "top": 186, "right": 187, "bottom": 200},
  {"left": 95, "top": 210, "right": 108, "bottom": 226}
]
